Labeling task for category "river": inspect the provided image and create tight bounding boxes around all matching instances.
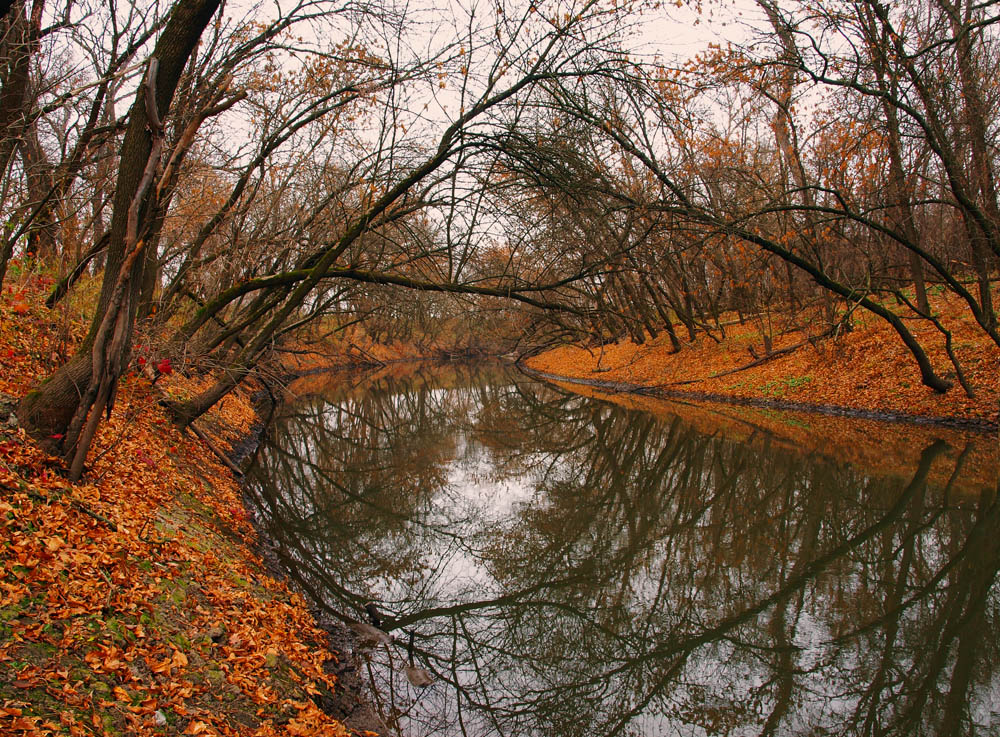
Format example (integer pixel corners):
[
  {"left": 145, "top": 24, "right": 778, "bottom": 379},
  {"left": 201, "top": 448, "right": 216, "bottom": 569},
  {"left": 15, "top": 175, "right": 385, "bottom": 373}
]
[{"left": 244, "top": 362, "right": 1000, "bottom": 737}]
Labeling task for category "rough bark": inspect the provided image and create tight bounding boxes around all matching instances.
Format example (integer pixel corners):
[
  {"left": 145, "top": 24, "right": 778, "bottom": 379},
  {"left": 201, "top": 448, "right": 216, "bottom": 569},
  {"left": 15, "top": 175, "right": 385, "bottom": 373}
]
[
  {"left": 0, "top": 0, "right": 43, "bottom": 288},
  {"left": 17, "top": 0, "right": 223, "bottom": 442}
]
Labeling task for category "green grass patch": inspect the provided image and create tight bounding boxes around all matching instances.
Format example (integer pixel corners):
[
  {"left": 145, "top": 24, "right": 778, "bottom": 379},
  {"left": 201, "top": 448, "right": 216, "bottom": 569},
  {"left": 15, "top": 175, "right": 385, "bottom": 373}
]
[{"left": 758, "top": 375, "right": 813, "bottom": 397}]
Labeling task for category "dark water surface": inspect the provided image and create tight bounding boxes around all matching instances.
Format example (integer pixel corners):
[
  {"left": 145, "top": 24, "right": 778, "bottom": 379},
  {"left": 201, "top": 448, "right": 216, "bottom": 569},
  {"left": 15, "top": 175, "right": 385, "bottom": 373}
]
[{"left": 245, "top": 363, "right": 1000, "bottom": 737}]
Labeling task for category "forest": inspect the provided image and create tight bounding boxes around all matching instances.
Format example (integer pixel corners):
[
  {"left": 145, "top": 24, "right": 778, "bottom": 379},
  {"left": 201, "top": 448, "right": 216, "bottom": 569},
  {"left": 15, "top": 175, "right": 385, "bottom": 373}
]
[
  {"left": 2, "top": 0, "right": 1000, "bottom": 733},
  {"left": 0, "top": 0, "right": 998, "bottom": 474}
]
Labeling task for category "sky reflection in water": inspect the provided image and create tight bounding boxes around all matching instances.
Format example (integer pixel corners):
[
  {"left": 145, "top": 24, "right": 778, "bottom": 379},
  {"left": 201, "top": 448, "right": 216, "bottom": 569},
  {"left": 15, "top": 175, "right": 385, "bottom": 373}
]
[{"left": 245, "top": 364, "right": 1000, "bottom": 737}]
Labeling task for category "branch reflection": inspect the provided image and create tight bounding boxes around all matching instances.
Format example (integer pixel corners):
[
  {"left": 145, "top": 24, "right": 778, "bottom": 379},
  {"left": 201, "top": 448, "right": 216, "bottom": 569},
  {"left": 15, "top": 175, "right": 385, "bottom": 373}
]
[{"left": 245, "top": 364, "right": 1000, "bottom": 737}]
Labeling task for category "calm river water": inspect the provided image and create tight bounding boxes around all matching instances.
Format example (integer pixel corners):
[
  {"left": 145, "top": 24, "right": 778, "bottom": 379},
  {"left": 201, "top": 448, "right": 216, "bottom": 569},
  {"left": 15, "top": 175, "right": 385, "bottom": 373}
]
[{"left": 245, "top": 363, "right": 1000, "bottom": 737}]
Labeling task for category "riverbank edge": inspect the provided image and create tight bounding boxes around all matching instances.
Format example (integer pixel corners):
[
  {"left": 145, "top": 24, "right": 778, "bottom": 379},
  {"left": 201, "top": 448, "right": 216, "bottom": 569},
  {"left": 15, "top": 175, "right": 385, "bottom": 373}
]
[
  {"left": 226, "top": 353, "right": 525, "bottom": 731},
  {"left": 229, "top": 370, "right": 390, "bottom": 735},
  {"left": 518, "top": 365, "right": 1000, "bottom": 433},
  {"left": 0, "top": 332, "right": 388, "bottom": 736}
]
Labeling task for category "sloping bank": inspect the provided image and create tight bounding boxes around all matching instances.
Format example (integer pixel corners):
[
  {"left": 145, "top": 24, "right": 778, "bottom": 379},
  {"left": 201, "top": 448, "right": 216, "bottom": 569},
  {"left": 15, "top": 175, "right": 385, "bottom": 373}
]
[
  {"left": 519, "top": 365, "right": 998, "bottom": 433},
  {"left": 232, "top": 371, "right": 389, "bottom": 736},
  {"left": 0, "top": 304, "right": 384, "bottom": 736},
  {"left": 521, "top": 313, "right": 1000, "bottom": 433}
]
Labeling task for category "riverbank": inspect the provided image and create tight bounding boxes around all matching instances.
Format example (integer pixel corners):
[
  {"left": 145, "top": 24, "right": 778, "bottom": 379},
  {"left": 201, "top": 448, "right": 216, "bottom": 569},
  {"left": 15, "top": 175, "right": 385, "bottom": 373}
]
[
  {"left": 0, "top": 290, "right": 375, "bottom": 734},
  {"left": 524, "top": 294, "right": 1000, "bottom": 430}
]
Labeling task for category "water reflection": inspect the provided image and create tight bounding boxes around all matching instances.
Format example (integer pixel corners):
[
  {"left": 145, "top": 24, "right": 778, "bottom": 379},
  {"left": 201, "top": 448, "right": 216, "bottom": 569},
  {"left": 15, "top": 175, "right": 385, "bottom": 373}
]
[{"left": 245, "top": 364, "right": 1000, "bottom": 736}]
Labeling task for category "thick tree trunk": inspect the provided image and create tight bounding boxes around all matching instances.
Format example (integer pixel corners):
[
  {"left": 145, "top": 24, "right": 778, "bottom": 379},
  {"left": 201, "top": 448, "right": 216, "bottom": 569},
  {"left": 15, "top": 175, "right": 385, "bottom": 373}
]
[
  {"left": 967, "top": 230, "right": 995, "bottom": 328},
  {"left": 0, "top": 0, "right": 40, "bottom": 170},
  {"left": 758, "top": 0, "right": 828, "bottom": 316},
  {"left": 17, "top": 0, "right": 222, "bottom": 442},
  {"left": 164, "top": 363, "right": 250, "bottom": 426},
  {"left": 17, "top": 355, "right": 92, "bottom": 449},
  {"left": 907, "top": 251, "right": 929, "bottom": 315}
]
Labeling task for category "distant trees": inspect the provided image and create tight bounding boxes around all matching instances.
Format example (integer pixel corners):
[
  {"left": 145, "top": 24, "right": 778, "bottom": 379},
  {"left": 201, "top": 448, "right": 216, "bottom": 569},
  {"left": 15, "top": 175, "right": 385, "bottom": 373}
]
[{"left": 511, "top": 0, "right": 1000, "bottom": 394}]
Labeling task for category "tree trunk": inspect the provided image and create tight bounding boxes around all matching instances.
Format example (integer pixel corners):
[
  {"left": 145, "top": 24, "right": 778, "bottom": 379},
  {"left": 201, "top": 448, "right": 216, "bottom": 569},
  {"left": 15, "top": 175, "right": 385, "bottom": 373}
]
[
  {"left": 0, "top": 0, "right": 42, "bottom": 288},
  {"left": 940, "top": 0, "right": 998, "bottom": 328},
  {"left": 875, "top": 39, "right": 930, "bottom": 315},
  {"left": 0, "top": 0, "right": 41, "bottom": 170},
  {"left": 17, "top": 0, "right": 222, "bottom": 442}
]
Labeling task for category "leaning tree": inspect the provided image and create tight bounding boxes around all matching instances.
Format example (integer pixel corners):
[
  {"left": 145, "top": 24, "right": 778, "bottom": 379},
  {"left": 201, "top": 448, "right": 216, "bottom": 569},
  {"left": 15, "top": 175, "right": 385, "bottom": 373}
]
[{"left": 17, "top": 0, "right": 643, "bottom": 479}]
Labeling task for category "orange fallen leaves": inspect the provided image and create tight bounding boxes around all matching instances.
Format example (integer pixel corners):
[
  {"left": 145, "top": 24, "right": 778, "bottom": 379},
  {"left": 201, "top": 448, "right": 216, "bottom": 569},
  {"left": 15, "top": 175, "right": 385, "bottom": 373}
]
[
  {"left": 1, "top": 285, "right": 353, "bottom": 736},
  {"left": 184, "top": 719, "right": 210, "bottom": 735},
  {"left": 527, "top": 293, "right": 1000, "bottom": 426}
]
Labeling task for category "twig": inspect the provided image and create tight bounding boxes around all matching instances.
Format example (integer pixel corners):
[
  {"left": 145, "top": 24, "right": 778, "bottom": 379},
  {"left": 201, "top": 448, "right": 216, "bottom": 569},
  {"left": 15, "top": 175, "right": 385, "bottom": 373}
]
[
  {"left": 45, "top": 232, "right": 109, "bottom": 307},
  {"left": 185, "top": 422, "right": 244, "bottom": 477}
]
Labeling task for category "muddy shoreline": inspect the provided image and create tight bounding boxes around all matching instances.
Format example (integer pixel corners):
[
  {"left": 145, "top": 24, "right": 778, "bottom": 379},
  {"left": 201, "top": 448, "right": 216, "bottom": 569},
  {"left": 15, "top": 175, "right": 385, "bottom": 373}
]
[{"left": 518, "top": 365, "right": 999, "bottom": 434}]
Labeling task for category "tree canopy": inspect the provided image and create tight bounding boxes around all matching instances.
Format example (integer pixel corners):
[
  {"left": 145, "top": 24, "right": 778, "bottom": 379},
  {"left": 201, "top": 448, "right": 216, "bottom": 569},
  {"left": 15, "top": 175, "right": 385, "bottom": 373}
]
[{"left": 3, "top": 0, "right": 999, "bottom": 475}]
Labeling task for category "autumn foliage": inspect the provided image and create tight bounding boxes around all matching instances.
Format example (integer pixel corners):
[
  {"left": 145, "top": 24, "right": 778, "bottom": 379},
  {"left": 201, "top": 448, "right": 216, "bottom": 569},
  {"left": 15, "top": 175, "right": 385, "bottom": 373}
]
[
  {"left": 0, "top": 283, "right": 352, "bottom": 736},
  {"left": 527, "top": 290, "right": 1000, "bottom": 427}
]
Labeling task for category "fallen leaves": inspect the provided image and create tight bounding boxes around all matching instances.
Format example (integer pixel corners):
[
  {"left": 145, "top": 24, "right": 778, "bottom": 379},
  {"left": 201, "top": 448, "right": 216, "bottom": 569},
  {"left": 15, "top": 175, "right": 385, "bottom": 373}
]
[
  {"left": 184, "top": 720, "right": 210, "bottom": 735},
  {"left": 527, "top": 292, "right": 1000, "bottom": 426},
  {"left": 10, "top": 293, "right": 29, "bottom": 315},
  {"left": 1, "top": 285, "right": 352, "bottom": 736}
]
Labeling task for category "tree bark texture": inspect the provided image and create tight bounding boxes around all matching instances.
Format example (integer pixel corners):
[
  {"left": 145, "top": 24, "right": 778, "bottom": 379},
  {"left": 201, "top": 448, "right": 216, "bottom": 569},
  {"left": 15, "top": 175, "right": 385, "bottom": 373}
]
[{"left": 17, "top": 0, "right": 222, "bottom": 441}]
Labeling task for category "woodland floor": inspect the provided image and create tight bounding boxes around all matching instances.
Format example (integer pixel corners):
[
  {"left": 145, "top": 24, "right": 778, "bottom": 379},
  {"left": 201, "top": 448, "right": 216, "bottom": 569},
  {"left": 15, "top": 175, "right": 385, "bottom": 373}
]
[
  {"left": 0, "top": 281, "right": 374, "bottom": 736},
  {"left": 526, "top": 289, "right": 1000, "bottom": 429}
]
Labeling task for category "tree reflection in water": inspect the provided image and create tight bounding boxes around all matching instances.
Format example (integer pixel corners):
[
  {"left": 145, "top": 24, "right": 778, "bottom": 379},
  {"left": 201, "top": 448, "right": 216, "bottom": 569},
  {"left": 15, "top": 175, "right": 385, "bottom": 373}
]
[{"left": 244, "top": 364, "right": 1000, "bottom": 737}]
